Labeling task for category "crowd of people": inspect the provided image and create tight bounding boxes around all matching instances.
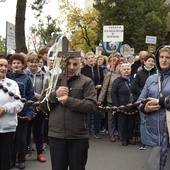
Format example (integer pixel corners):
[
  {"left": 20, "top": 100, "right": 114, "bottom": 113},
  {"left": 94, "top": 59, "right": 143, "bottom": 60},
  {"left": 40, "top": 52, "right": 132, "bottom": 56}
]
[{"left": 0, "top": 44, "right": 170, "bottom": 170}]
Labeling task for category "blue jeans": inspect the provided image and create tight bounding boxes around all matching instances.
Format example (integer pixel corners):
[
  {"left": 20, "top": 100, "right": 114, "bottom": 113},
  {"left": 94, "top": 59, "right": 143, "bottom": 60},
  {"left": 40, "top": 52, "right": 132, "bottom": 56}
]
[{"left": 88, "top": 110, "right": 100, "bottom": 134}]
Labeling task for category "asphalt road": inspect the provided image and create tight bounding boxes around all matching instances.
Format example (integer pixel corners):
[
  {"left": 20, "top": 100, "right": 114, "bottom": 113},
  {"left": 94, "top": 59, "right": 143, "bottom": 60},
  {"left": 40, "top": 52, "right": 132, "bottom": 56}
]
[{"left": 13, "top": 134, "right": 170, "bottom": 170}]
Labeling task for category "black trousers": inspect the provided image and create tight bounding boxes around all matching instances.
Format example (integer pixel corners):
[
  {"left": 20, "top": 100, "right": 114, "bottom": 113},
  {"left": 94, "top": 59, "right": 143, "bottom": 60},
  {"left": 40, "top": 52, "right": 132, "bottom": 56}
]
[
  {"left": 33, "top": 112, "right": 45, "bottom": 155},
  {"left": 49, "top": 137, "right": 89, "bottom": 170},
  {"left": 27, "top": 112, "right": 45, "bottom": 155},
  {"left": 119, "top": 113, "right": 136, "bottom": 142},
  {"left": 0, "top": 132, "right": 15, "bottom": 170},
  {"left": 11, "top": 120, "right": 28, "bottom": 163}
]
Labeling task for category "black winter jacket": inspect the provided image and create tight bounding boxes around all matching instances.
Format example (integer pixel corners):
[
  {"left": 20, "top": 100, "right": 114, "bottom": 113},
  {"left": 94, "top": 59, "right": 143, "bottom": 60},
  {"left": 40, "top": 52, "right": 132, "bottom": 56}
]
[
  {"left": 111, "top": 76, "right": 137, "bottom": 113},
  {"left": 133, "top": 67, "right": 156, "bottom": 98},
  {"left": 81, "top": 64, "right": 104, "bottom": 86}
]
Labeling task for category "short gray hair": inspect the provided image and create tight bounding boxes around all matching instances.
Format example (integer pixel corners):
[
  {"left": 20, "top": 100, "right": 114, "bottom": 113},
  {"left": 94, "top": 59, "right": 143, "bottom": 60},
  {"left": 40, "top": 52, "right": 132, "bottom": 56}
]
[
  {"left": 85, "top": 52, "right": 95, "bottom": 58},
  {"left": 119, "top": 63, "right": 131, "bottom": 72}
]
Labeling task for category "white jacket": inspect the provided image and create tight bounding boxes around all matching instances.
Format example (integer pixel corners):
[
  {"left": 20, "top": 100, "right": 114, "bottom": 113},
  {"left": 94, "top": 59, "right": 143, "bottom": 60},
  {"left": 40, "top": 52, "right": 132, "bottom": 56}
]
[{"left": 0, "top": 78, "right": 24, "bottom": 133}]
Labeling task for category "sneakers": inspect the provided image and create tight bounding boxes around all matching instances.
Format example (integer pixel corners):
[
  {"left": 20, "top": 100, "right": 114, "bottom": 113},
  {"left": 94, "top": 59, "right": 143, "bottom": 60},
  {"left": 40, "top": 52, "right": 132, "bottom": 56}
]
[
  {"left": 100, "top": 129, "right": 109, "bottom": 135},
  {"left": 122, "top": 141, "right": 128, "bottom": 146},
  {"left": 37, "top": 154, "right": 46, "bottom": 162},
  {"left": 18, "top": 162, "right": 25, "bottom": 169},
  {"left": 139, "top": 143, "right": 146, "bottom": 150},
  {"left": 128, "top": 140, "right": 136, "bottom": 145},
  {"left": 94, "top": 133, "right": 101, "bottom": 139},
  {"left": 43, "top": 143, "right": 47, "bottom": 151},
  {"left": 88, "top": 133, "right": 92, "bottom": 138},
  {"left": 26, "top": 147, "right": 33, "bottom": 157},
  {"left": 114, "top": 130, "right": 118, "bottom": 136},
  {"left": 31, "top": 143, "right": 36, "bottom": 151},
  {"left": 10, "top": 161, "right": 16, "bottom": 169},
  {"left": 100, "top": 129, "right": 106, "bottom": 133}
]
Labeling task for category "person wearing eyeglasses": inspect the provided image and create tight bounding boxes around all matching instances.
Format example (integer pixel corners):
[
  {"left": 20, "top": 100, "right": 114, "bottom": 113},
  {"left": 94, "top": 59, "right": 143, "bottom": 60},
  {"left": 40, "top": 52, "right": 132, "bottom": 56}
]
[{"left": 138, "top": 46, "right": 170, "bottom": 170}]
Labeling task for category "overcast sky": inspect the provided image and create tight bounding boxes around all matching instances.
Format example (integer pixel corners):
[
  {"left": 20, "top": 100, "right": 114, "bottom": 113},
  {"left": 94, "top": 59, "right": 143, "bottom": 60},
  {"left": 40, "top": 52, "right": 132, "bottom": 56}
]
[{"left": 0, "top": 0, "right": 84, "bottom": 38}]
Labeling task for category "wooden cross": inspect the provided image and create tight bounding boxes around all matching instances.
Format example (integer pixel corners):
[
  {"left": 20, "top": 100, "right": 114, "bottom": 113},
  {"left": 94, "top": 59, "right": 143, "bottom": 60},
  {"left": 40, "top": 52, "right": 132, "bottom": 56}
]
[{"left": 58, "top": 36, "right": 81, "bottom": 86}]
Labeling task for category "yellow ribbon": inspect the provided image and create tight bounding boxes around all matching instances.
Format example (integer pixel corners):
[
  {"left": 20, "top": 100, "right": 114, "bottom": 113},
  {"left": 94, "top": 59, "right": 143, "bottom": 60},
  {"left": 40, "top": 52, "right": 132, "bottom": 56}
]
[{"left": 41, "top": 35, "right": 64, "bottom": 112}]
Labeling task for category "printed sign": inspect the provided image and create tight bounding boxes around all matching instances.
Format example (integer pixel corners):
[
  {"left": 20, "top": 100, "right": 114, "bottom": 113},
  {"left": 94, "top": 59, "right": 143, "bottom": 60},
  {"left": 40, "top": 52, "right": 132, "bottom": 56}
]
[
  {"left": 145, "top": 36, "right": 157, "bottom": 44},
  {"left": 103, "top": 25, "right": 124, "bottom": 42}
]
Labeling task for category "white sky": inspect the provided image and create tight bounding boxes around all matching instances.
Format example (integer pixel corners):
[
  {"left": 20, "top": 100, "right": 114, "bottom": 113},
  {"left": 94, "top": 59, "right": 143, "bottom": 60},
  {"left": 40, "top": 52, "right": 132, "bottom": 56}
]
[{"left": 0, "top": 0, "right": 84, "bottom": 38}]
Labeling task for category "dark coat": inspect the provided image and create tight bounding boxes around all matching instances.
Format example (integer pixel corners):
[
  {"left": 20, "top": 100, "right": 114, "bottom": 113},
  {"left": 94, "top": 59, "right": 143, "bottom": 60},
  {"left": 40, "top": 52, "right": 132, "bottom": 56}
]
[
  {"left": 133, "top": 66, "right": 157, "bottom": 98},
  {"left": 81, "top": 64, "right": 104, "bottom": 98},
  {"left": 81, "top": 64, "right": 104, "bottom": 86},
  {"left": 131, "top": 60, "right": 142, "bottom": 77},
  {"left": 111, "top": 76, "right": 137, "bottom": 113}
]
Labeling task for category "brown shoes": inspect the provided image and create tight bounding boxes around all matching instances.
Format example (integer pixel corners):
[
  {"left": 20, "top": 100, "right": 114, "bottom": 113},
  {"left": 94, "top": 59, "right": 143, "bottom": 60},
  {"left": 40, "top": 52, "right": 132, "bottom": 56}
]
[
  {"left": 118, "top": 136, "right": 122, "bottom": 141},
  {"left": 110, "top": 137, "right": 116, "bottom": 142}
]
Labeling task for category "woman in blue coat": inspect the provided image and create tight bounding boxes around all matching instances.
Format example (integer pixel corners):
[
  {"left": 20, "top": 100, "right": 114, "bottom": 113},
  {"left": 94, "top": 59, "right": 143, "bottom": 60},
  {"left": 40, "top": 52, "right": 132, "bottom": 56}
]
[{"left": 138, "top": 46, "right": 170, "bottom": 170}]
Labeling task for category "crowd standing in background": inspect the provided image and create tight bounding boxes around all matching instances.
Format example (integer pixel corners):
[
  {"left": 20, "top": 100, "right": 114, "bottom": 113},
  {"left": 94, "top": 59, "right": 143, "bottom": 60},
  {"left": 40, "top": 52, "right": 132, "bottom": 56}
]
[{"left": 2, "top": 43, "right": 170, "bottom": 170}]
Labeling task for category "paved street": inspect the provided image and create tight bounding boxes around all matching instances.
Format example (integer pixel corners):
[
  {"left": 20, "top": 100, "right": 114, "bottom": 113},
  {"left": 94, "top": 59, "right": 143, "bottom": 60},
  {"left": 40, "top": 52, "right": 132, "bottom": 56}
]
[{"left": 13, "top": 134, "right": 170, "bottom": 170}]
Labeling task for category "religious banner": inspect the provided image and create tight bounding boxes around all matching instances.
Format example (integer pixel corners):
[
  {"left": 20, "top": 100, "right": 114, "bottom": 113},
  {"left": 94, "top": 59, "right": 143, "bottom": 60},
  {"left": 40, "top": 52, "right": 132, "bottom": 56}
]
[{"left": 148, "top": 45, "right": 156, "bottom": 53}]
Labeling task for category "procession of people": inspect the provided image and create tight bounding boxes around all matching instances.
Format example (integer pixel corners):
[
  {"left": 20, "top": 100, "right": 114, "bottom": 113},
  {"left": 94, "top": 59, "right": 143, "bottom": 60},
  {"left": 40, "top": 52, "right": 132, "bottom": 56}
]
[{"left": 1, "top": 42, "right": 170, "bottom": 170}]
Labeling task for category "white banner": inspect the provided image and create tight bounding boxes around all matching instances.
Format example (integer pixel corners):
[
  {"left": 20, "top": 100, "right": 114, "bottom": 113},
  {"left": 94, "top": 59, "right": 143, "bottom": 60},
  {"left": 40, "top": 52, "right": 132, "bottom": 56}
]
[
  {"left": 103, "top": 25, "right": 124, "bottom": 42},
  {"left": 145, "top": 36, "right": 157, "bottom": 44}
]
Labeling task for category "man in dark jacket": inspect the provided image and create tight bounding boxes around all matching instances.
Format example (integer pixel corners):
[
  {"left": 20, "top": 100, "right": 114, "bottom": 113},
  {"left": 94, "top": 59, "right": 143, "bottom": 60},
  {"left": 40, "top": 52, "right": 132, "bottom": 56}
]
[
  {"left": 81, "top": 52, "right": 104, "bottom": 139},
  {"left": 131, "top": 51, "right": 148, "bottom": 77},
  {"left": 41, "top": 56, "right": 97, "bottom": 170}
]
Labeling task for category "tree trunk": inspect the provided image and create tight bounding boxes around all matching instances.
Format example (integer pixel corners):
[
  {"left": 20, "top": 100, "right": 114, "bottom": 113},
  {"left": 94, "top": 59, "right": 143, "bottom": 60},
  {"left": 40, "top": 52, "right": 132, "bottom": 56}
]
[{"left": 15, "top": 0, "right": 28, "bottom": 53}]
